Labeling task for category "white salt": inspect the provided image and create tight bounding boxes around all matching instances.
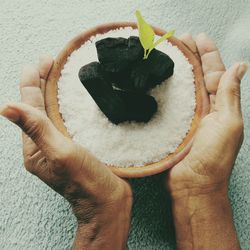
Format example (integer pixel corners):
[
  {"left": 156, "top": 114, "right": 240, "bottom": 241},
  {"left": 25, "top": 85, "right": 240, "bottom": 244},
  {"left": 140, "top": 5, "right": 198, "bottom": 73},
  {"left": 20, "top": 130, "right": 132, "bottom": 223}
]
[{"left": 57, "top": 27, "right": 195, "bottom": 167}]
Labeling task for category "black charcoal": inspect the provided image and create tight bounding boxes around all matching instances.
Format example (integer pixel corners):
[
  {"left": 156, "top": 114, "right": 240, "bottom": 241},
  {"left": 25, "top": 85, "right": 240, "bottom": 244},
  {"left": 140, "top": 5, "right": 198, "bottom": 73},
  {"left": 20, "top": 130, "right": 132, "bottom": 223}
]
[
  {"left": 101, "top": 66, "right": 134, "bottom": 91},
  {"left": 96, "top": 37, "right": 128, "bottom": 72},
  {"left": 96, "top": 37, "right": 174, "bottom": 93},
  {"left": 78, "top": 62, "right": 157, "bottom": 124},
  {"left": 95, "top": 36, "right": 143, "bottom": 73},
  {"left": 131, "top": 49, "right": 174, "bottom": 92},
  {"left": 78, "top": 37, "right": 175, "bottom": 124},
  {"left": 127, "top": 36, "right": 144, "bottom": 62},
  {"left": 78, "top": 62, "right": 113, "bottom": 96},
  {"left": 96, "top": 36, "right": 144, "bottom": 91},
  {"left": 114, "top": 90, "right": 157, "bottom": 123},
  {"left": 79, "top": 62, "right": 123, "bottom": 124}
]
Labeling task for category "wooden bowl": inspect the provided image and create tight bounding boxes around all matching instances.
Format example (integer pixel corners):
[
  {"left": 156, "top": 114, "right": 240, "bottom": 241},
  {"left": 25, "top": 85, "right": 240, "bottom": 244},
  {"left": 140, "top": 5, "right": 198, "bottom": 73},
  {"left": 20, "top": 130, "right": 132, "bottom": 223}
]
[{"left": 45, "top": 22, "right": 209, "bottom": 178}]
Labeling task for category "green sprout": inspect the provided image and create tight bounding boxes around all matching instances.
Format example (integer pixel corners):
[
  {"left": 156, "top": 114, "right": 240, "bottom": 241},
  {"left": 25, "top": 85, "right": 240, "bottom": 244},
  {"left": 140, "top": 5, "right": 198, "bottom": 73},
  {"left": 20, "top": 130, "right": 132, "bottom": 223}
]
[{"left": 135, "top": 10, "right": 175, "bottom": 59}]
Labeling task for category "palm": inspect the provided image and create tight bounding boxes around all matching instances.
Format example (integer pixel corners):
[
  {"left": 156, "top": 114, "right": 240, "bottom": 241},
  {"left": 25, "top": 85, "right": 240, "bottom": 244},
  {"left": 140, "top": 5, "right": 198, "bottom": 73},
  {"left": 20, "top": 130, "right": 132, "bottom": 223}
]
[
  {"left": 168, "top": 113, "right": 241, "bottom": 192},
  {"left": 0, "top": 55, "right": 133, "bottom": 249},
  {"left": 167, "top": 33, "right": 243, "bottom": 192},
  {"left": 19, "top": 56, "right": 132, "bottom": 206}
]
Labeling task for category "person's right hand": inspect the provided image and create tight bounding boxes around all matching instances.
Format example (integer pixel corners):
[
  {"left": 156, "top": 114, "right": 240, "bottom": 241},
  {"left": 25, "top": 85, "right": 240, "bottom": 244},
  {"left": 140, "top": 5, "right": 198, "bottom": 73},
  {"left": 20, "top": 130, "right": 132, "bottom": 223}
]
[{"left": 0, "top": 56, "right": 132, "bottom": 250}]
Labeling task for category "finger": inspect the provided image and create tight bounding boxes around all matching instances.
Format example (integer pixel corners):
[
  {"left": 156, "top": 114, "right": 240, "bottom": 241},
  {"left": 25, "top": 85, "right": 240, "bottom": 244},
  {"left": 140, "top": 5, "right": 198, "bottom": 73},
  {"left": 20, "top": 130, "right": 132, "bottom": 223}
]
[
  {"left": 1, "top": 102, "right": 75, "bottom": 184},
  {"left": 215, "top": 62, "right": 248, "bottom": 115},
  {"left": 20, "top": 64, "right": 47, "bottom": 164},
  {"left": 39, "top": 55, "right": 54, "bottom": 80},
  {"left": 0, "top": 102, "right": 71, "bottom": 160},
  {"left": 196, "top": 33, "right": 226, "bottom": 94},
  {"left": 20, "top": 64, "right": 45, "bottom": 113},
  {"left": 179, "top": 33, "right": 198, "bottom": 55},
  {"left": 39, "top": 55, "right": 53, "bottom": 97},
  {"left": 0, "top": 103, "right": 120, "bottom": 196}
]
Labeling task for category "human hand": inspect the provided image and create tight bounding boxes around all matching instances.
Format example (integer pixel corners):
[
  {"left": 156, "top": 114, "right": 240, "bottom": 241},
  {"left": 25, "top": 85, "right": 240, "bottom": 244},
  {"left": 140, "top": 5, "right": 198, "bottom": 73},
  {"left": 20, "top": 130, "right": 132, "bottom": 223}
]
[
  {"left": 167, "top": 33, "right": 248, "bottom": 197},
  {"left": 0, "top": 56, "right": 132, "bottom": 250},
  {"left": 166, "top": 33, "right": 247, "bottom": 250}
]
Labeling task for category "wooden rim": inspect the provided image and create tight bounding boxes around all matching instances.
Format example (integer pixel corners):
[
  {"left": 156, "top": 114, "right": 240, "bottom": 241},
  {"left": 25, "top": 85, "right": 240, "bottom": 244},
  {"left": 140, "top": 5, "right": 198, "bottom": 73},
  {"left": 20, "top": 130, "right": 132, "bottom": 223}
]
[{"left": 45, "top": 22, "right": 210, "bottom": 178}]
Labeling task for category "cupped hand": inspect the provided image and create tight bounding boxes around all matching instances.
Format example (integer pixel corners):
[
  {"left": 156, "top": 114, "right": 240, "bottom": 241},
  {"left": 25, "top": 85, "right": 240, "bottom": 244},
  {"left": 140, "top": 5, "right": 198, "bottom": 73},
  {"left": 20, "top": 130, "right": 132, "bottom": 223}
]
[
  {"left": 0, "top": 56, "right": 132, "bottom": 250},
  {"left": 167, "top": 33, "right": 248, "bottom": 197}
]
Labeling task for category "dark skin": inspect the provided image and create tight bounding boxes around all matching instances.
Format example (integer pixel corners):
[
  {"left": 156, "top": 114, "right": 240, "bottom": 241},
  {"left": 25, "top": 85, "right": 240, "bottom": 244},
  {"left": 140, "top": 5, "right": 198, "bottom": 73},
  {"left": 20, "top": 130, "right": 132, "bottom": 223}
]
[
  {"left": 0, "top": 33, "right": 248, "bottom": 249},
  {"left": 0, "top": 57, "right": 132, "bottom": 250},
  {"left": 167, "top": 33, "right": 247, "bottom": 249}
]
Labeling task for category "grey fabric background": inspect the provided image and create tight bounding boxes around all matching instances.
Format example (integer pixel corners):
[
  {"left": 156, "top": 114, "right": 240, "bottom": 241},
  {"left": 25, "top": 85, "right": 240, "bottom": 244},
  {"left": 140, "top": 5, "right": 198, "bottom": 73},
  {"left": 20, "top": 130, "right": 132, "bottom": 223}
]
[{"left": 0, "top": 0, "right": 249, "bottom": 249}]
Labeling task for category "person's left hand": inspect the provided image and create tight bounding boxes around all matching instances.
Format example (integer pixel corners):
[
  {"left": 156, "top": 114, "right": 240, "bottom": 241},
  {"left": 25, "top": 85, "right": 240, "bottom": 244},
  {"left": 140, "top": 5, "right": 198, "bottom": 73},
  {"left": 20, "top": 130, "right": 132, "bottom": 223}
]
[
  {"left": 0, "top": 55, "right": 132, "bottom": 250},
  {"left": 166, "top": 33, "right": 245, "bottom": 197},
  {"left": 164, "top": 33, "right": 246, "bottom": 250}
]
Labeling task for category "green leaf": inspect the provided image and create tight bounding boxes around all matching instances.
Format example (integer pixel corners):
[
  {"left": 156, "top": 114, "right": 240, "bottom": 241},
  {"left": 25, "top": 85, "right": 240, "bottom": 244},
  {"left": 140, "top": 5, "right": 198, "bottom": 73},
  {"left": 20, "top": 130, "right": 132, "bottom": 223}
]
[
  {"left": 152, "top": 30, "right": 175, "bottom": 49},
  {"left": 135, "top": 11, "right": 175, "bottom": 59},
  {"left": 135, "top": 10, "right": 155, "bottom": 53},
  {"left": 144, "top": 30, "right": 175, "bottom": 59}
]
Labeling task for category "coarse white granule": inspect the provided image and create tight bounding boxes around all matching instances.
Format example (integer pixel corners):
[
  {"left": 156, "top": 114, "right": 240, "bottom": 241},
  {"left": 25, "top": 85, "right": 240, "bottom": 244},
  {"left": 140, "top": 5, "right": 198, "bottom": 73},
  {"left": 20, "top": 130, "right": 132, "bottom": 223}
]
[{"left": 57, "top": 27, "right": 195, "bottom": 167}]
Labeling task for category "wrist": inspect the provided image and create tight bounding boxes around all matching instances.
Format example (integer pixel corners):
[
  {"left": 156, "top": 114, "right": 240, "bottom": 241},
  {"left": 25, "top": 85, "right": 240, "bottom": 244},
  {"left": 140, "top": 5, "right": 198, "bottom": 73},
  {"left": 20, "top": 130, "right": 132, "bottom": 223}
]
[
  {"left": 171, "top": 187, "right": 230, "bottom": 220},
  {"left": 169, "top": 181, "right": 229, "bottom": 202},
  {"left": 73, "top": 186, "right": 132, "bottom": 250},
  {"left": 170, "top": 187, "right": 240, "bottom": 249}
]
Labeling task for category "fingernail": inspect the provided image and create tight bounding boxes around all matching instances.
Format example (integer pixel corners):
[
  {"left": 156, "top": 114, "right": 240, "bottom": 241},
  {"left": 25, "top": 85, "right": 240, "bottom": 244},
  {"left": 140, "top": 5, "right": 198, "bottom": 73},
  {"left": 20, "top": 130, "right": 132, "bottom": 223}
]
[
  {"left": 0, "top": 106, "right": 20, "bottom": 122},
  {"left": 237, "top": 62, "right": 248, "bottom": 80}
]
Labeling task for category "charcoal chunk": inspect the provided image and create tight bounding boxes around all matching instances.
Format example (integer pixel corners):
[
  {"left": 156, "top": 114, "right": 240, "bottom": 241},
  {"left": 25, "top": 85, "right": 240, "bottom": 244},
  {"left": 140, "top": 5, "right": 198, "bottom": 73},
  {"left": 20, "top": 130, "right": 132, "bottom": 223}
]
[
  {"left": 97, "top": 36, "right": 144, "bottom": 91},
  {"left": 114, "top": 90, "right": 157, "bottom": 123},
  {"left": 78, "top": 62, "right": 113, "bottom": 96},
  {"left": 96, "top": 37, "right": 174, "bottom": 93},
  {"left": 131, "top": 49, "right": 174, "bottom": 92},
  {"left": 78, "top": 62, "right": 157, "bottom": 124},
  {"left": 96, "top": 37, "right": 128, "bottom": 72},
  {"left": 127, "top": 36, "right": 144, "bottom": 62},
  {"left": 101, "top": 66, "right": 134, "bottom": 92},
  {"left": 95, "top": 36, "right": 143, "bottom": 73},
  {"left": 79, "top": 62, "right": 123, "bottom": 124}
]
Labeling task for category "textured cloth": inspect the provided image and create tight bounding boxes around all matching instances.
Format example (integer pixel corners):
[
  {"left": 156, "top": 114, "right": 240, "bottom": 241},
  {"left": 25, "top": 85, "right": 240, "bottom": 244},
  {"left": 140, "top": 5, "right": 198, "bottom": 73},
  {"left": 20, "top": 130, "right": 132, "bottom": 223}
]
[{"left": 0, "top": 1, "right": 249, "bottom": 249}]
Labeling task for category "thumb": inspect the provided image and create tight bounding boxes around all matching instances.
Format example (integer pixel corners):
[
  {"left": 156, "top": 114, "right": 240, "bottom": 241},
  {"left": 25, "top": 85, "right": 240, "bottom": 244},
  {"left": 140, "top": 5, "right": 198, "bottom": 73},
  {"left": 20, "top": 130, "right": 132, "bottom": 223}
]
[
  {"left": 0, "top": 102, "right": 121, "bottom": 196},
  {"left": 215, "top": 62, "right": 248, "bottom": 115},
  {"left": 0, "top": 102, "right": 71, "bottom": 160}
]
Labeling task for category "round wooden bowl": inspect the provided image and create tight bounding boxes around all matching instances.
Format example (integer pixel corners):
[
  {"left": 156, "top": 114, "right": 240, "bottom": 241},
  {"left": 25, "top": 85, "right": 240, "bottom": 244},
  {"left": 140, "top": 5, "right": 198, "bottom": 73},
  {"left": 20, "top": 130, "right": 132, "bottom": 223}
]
[{"left": 45, "top": 22, "right": 209, "bottom": 178}]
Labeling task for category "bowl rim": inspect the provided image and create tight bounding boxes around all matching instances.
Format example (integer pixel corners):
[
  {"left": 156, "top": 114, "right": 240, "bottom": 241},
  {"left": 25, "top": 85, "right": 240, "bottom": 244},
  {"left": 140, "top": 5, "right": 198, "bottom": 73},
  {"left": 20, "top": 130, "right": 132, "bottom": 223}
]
[{"left": 45, "top": 22, "right": 210, "bottom": 178}]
